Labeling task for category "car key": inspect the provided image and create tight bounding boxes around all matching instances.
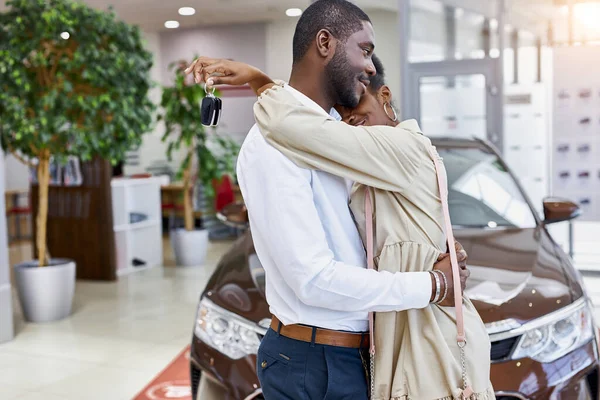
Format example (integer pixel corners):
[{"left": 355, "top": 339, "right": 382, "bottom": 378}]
[{"left": 201, "top": 87, "right": 222, "bottom": 127}]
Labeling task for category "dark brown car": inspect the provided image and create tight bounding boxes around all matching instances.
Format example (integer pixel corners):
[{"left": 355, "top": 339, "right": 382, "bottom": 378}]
[{"left": 190, "top": 139, "right": 599, "bottom": 400}]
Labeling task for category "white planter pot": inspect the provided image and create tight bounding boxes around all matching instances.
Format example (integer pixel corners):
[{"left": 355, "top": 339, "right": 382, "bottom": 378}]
[
  {"left": 170, "top": 228, "right": 209, "bottom": 267},
  {"left": 14, "top": 259, "right": 76, "bottom": 323}
]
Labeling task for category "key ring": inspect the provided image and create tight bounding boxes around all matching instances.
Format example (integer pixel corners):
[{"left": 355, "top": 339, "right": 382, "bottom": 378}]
[{"left": 204, "top": 83, "right": 216, "bottom": 97}]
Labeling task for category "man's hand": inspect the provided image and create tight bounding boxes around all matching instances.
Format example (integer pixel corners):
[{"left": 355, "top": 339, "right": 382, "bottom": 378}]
[
  {"left": 184, "top": 56, "right": 274, "bottom": 94},
  {"left": 431, "top": 241, "right": 470, "bottom": 307}
]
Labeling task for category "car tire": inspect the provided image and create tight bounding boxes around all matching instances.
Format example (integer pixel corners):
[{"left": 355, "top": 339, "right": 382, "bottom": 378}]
[{"left": 190, "top": 364, "right": 201, "bottom": 400}]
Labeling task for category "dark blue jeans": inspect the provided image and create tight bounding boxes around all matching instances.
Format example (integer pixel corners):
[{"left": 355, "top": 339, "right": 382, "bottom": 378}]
[{"left": 257, "top": 328, "right": 369, "bottom": 399}]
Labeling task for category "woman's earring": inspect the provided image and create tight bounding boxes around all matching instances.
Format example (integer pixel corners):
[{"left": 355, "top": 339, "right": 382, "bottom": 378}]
[{"left": 384, "top": 102, "right": 398, "bottom": 122}]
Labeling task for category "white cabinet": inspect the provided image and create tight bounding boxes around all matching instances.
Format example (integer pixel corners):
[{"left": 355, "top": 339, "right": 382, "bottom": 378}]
[
  {"left": 504, "top": 83, "right": 550, "bottom": 216},
  {"left": 111, "top": 178, "right": 163, "bottom": 276}
]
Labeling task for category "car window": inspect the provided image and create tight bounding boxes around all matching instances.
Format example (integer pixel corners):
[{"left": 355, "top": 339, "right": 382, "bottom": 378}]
[{"left": 437, "top": 147, "right": 537, "bottom": 229}]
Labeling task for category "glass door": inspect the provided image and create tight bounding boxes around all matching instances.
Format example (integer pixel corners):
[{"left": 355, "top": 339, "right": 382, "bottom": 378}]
[{"left": 419, "top": 74, "right": 487, "bottom": 140}]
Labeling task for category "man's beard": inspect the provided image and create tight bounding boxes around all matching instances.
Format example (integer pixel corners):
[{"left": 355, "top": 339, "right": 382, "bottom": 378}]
[{"left": 325, "top": 48, "right": 360, "bottom": 109}]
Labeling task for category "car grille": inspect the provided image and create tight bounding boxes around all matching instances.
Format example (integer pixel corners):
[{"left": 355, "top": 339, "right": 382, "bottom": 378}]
[{"left": 490, "top": 335, "right": 520, "bottom": 361}]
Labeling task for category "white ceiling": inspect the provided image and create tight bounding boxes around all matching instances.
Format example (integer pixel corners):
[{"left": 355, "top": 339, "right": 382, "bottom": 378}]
[
  {"left": 0, "top": 0, "right": 401, "bottom": 31},
  {"left": 0, "top": 0, "right": 558, "bottom": 35}
]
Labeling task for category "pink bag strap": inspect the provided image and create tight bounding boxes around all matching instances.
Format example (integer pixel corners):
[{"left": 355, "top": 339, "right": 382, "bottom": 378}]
[
  {"left": 363, "top": 146, "right": 473, "bottom": 397},
  {"left": 425, "top": 145, "right": 465, "bottom": 343},
  {"left": 364, "top": 187, "right": 376, "bottom": 356},
  {"left": 427, "top": 145, "right": 474, "bottom": 397}
]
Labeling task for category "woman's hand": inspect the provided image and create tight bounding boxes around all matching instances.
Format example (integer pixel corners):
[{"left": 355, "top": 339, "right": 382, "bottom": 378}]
[
  {"left": 184, "top": 56, "right": 274, "bottom": 95},
  {"left": 431, "top": 241, "right": 470, "bottom": 307}
]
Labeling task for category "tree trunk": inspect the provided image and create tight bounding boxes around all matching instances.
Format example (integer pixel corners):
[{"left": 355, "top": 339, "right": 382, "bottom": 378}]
[
  {"left": 36, "top": 152, "right": 51, "bottom": 267},
  {"left": 183, "top": 166, "right": 194, "bottom": 232}
]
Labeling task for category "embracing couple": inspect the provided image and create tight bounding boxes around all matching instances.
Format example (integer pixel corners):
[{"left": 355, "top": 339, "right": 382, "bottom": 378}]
[{"left": 186, "top": 1, "right": 494, "bottom": 399}]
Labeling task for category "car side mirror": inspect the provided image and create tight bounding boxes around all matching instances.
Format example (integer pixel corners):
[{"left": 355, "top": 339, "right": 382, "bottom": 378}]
[
  {"left": 543, "top": 197, "right": 581, "bottom": 224},
  {"left": 216, "top": 202, "right": 249, "bottom": 229}
]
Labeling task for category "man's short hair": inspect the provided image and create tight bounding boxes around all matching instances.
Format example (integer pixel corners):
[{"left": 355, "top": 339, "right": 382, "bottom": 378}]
[{"left": 292, "top": 0, "right": 371, "bottom": 64}]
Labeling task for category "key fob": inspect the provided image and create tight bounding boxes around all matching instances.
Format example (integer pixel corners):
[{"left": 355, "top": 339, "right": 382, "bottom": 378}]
[{"left": 201, "top": 89, "right": 222, "bottom": 127}]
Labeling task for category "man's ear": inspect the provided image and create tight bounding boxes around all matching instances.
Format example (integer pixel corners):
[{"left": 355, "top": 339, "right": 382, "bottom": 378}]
[
  {"left": 316, "top": 29, "right": 336, "bottom": 59},
  {"left": 377, "top": 85, "right": 392, "bottom": 105}
]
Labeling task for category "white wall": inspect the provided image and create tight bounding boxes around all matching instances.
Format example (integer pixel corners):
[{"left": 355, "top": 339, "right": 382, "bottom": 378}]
[
  {"left": 159, "top": 22, "right": 267, "bottom": 161},
  {"left": 265, "top": 18, "right": 296, "bottom": 82},
  {"left": 126, "top": 24, "right": 268, "bottom": 176},
  {"left": 4, "top": 155, "right": 29, "bottom": 192},
  {"left": 123, "top": 31, "right": 166, "bottom": 176},
  {"left": 159, "top": 23, "right": 266, "bottom": 147},
  {"left": 368, "top": 10, "right": 401, "bottom": 107},
  {"left": 0, "top": 149, "right": 14, "bottom": 343}
]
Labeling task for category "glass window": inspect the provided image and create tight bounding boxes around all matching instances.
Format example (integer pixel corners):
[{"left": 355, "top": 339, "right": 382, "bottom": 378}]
[
  {"left": 419, "top": 74, "right": 487, "bottom": 140},
  {"left": 409, "top": 0, "right": 490, "bottom": 62},
  {"left": 437, "top": 146, "right": 537, "bottom": 229}
]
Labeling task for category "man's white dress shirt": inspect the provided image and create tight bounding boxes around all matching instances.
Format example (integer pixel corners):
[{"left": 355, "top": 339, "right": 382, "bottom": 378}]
[{"left": 236, "top": 85, "right": 431, "bottom": 332}]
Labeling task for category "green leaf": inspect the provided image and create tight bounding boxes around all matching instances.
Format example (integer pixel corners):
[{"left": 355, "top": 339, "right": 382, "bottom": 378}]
[{"left": 0, "top": 0, "right": 157, "bottom": 255}]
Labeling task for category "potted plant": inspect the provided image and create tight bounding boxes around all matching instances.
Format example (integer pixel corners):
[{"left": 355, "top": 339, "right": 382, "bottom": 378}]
[
  {"left": 0, "top": 0, "right": 154, "bottom": 322},
  {"left": 159, "top": 61, "right": 239, "bottom": 266}
]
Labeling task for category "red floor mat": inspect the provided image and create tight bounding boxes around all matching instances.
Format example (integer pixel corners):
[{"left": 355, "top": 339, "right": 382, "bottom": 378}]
[{"left": 133, "top": 345, "right": 192, "bottom": 400}]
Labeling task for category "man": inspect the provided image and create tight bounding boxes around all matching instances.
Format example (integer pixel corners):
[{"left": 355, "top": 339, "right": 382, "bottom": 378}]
[{"left": 187, "top": 1, "right": 469, "bottom": 398}]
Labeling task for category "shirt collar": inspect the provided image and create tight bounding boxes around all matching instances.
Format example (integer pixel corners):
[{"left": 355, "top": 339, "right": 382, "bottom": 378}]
[{"left": 283, "top": 84, "right": 336, "bottom": 120}]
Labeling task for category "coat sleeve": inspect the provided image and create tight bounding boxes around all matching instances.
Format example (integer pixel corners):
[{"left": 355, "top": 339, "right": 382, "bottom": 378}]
[{"left": 253, "top": 84, "right": 425, "bottom": 193}]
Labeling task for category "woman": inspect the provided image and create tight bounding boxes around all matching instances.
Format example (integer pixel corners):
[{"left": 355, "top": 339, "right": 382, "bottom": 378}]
[{"left": 188, "top": 56, "right": 494, "bottom": 400}]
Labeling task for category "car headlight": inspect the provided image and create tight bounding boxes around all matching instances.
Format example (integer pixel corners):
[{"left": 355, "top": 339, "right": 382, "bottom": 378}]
[
  {"left": 510, "top": 299, "right": 594, "bottom": 363},
  {"left": 194, "top": 297, "right": 266, "bottom": 360}
]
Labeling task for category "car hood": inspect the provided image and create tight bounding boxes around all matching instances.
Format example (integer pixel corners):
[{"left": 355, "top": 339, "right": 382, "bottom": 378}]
[
  {"left": 205, "top": 227, "right": 584, "bottom": 329},
  {"left": 456, "top": 226, "right": 583, "bottom": 326}
]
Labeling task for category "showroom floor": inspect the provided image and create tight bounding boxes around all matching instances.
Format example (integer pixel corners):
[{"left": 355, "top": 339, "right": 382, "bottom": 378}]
[
  {"left": 0, "top": 239, "right": 232, "bottom": 400},
  {"left": 3, "top": 238, "right": 600, "bottom": 400}
]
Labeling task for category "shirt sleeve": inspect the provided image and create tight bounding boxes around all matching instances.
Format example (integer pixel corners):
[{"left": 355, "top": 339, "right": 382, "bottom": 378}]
[
  {"left": 237, "top": 129, "right": 432, "bottom": 313},
  {"left": 253, "top": 85, "right": 424, "bottom": 193}
]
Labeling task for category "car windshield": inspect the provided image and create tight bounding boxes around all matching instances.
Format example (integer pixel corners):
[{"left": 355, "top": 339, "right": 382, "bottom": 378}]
[{"left": 437, "top": 146, "right": 537, "bottom": 229}]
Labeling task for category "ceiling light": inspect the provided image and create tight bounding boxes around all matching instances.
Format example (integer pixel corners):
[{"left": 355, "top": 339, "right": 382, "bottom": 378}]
[
  {"left": 165, "top": 20, "right": 180, "bottom": 29},
  {"left": 60, "top": 31, "right": 70, "bottom": 40},
  {"left": 286, "top": 8, "right": 302, "bottom": 17},
  {"left": 179, "top": 7, "right": 195, "bottom": 16}
]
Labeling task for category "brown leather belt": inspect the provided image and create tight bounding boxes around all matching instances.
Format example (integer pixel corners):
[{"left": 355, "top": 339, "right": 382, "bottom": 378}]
[{"left": 270, "top": 316, "right": 369, "bottom": 349}]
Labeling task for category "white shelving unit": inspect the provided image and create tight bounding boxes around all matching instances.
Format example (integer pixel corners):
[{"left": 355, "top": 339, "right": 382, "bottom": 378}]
[{"left": 111, "top": 177, "right": 163, "bottom": 276}]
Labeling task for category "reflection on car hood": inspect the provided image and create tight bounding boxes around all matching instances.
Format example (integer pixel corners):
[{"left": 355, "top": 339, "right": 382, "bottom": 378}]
[
  {"left": 205, "top": 227, "right": 584, "bottom": 330},
  {"left": 456, "top": 226, "right": 582, "bottom": 326}
]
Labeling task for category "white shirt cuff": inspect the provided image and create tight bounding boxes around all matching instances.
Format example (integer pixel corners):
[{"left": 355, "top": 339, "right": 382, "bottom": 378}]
[{"left": 397, "top": 271, "right": 432, "bottom": 310}]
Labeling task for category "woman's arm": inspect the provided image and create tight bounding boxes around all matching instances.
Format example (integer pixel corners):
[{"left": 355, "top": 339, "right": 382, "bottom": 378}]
[
  {"left": 254, "top": 84, "right": 424, "bottom": 193},
  {"left": 185, "top": 57, "right": 275, "bottom": 95}
]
